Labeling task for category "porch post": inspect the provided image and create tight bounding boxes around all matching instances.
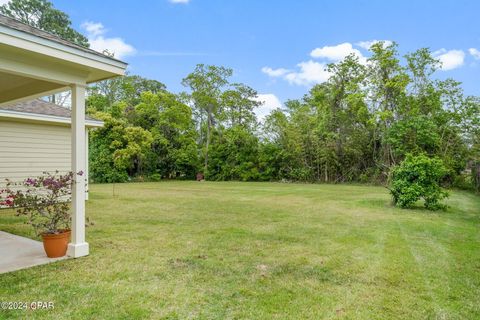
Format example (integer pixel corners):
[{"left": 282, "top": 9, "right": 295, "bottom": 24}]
[{"left": 67, "top": 83, "right": 89, "bottom": 258}]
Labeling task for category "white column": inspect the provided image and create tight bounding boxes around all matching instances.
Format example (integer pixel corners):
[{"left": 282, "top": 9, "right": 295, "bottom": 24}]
[
  {"left": 67, "top": 83, "right": 89, "bottom": 258},
  {"left": 85, "top": 128, "right": 89, "bottom": 201}
]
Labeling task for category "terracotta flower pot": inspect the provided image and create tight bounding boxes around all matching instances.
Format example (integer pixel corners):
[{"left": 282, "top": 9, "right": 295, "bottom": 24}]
[{"left": 41, "top": 230, "right": 71, "bottom": 258}]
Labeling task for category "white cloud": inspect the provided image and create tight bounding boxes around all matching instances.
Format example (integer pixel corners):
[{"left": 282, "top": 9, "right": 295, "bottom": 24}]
[
  {"left": 81, "top": 21, "right": 136, "bottom": 59},
  {"left": 169, "top": 0, "right": 190, "bottom": 3},
  {"left": 262, "top": 60, "right": 330, "bottom": 86},
  {"left": 356, "top": 39, "right": 393, "bottom": 50},
  {"left": 0, "top": 0, "right": 10, "bottom": 5},
  {"left": 433, "top": 49, "right": 465, "bottom": 71},
  {"left": 261, "top": 67, "right": 290, "bottom": 77},
  {"left": 262, "top": 40, "right": 398, "bottom": 87},
  {"left": 82, "top": 21, "right": 104, "bottom": 37},
  {"left": 469, "top": 48, "right": 480, "bottom": 60},
  {"left": 253, "top": 94, "right": 283, "bottom": 121},
  {"left": 284, "top": 60, "right": 331, "bottom": 86},
  {"left": 310, "top": 42, "right": 366, "bottom": 63}
]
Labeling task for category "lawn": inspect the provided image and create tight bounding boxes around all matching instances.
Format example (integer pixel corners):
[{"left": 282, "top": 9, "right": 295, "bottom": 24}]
[{"left": 0, "top": 181, "right": 480, "bottom": 319}]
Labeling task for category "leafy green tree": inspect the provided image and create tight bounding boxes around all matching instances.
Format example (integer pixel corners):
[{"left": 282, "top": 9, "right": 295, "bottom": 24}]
[
  {"left": 88, "top": 112, "right": 153, "bottom": 182},
  {"left": 132, "top": 91, "right": 199, "bottom": 179},
  {"left": 261, "top": 55, "right": 371, "bottom": 183},
  {"left": 263, "top": 107, "right": 309, "bottom": 181},
  {"left": 113, "top": 127, "right": 153, "bottom": 177},
  {"left": 90, "top": 87, "right": 200, "bottom": 181},
  {"left": 182, "top": 64, "right": 233, "bottom": 178},
  {"left": 208, "top": 126, "right": 259, "bottom": 181},
  {"left": 0, "top": 0, "right": 89, "bottom": 47},
  {"left": 405, "top": 48, "right": 440, "bottom": 98},
  {"left": 88, "top": 75, "right": 166, "bottom": 112},
  {"left": 387, "top": 115, "right": 440, "bottom": 157},
  {"left": 256, "top": 142, "right": 283, "bottom": 181},
  {"left": 390, "top": 154, "right": 449, "bottom": 210},
  {"left": 221, "top": 83, "right": 261, "bottom": 130},
  {"left": 88, "top": 114, "right": 131, "bottom": 183},
  {"left": 367, "top": 42, "right": 409, "bottom": 170}
]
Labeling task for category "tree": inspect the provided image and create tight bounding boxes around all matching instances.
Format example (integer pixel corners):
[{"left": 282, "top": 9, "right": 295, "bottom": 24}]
[
  {"left": 390, "top": 154, "right": 449, "bottom": 210},
  {"left": 88, "top": 87, "right": 199, "bottom": 181},
  {"left": 182, "top": 64, "right": 233, "bottom": 178},
  {"left": 367, "top": 42, "right": 409, "bottom": 172},
  {"left": 387, "top": 115, "right": 440, "bottom": 158},
  {"left": 113, "top": 127, "right": 153, "bottom": 177},
  {"left": 208, "top": 126, "right": 260, "bottom": 181},
  {"left": 221, "top": 83, "right": 261, "bottom": 130},
  {"left": 132, "top": 91, "right": 199, "bottom": 179},
  {"left": 88, "top": 112, "right": 153, "bottom": 182},
  {"left": 82, "top": 45, "right": 478, "bottom": 188},
  {"left": 88, "top": 75, "right": 166, "bottom": 112},
  {"left": 0, "top": 0, "right": 89, "bottom": 47},
  {"left": 261, "top": 55, "right": 371, "bottom": 183},
  {"left": 88, "top": 114, "right": 131, "bottom": 183}
]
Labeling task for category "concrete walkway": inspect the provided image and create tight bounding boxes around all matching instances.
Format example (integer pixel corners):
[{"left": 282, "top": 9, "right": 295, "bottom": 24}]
[{"left": 0, "top": 231, "right": 68, "bottom": 274}]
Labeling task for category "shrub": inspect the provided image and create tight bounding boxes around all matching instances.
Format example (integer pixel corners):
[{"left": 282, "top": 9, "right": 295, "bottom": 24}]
[
  {"left": 149, "top": 173, "right": 162, "bottom": 182},
  {"left": 452, "top": 174, "right": 474, "bottom": 191},
  {"left": 0, "top": 171, "right": 83, "bottom": 235},
  {"left": 390, "top": 154, "right": 449, "bottom": 210}
]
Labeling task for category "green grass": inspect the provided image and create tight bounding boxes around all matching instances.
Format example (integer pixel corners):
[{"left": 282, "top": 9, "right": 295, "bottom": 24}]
[{"left": 1, "top": 182, "right": 480, "bottom": 319}]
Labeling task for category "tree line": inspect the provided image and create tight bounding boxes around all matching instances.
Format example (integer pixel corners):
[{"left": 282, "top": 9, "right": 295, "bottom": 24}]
[
  {"left": 86, "top": 44, "right": 480, "bottom": 191},
  {"left": 2, "top": 0, "right": 479, "bottom": 190}
]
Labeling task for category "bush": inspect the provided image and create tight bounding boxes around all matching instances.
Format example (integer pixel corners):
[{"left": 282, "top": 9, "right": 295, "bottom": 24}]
[
  {"left": 390, "top": 154, "right": 449, "bottom": 210},
  {"left": 452, "top": 174, "right": 474, "bottom": 191},
  {"left": 1, "top": 172, "right": 81, "bottom": 235},
  {"left": 149, "top": 173, "right": 162, "bottom": 182}
]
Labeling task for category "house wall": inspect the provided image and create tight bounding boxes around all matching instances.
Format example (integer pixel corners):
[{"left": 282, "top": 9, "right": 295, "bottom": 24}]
[{"left": 0, "top": 119, "right": 89, "bottom": 197}]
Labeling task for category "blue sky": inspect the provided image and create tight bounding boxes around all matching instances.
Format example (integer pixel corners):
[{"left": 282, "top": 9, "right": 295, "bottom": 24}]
[{"left": 49, "top": 0, "right": 480, "bottom": 115}]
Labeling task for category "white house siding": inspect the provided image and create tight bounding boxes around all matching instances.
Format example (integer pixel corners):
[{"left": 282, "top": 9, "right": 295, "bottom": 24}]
[{"left": 0, "top": 119, "right": 89, "bottom": 197}]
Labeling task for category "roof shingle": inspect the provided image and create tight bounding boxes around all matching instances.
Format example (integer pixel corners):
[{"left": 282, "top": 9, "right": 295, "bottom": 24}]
[{"left": 0, "top": 99, "right": 99, "bottom": 122}]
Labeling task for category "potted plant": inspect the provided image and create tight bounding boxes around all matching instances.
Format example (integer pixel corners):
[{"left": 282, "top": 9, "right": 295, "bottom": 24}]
[{"left": 1, "top": 171, "right": 83, "bottom": 258}]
